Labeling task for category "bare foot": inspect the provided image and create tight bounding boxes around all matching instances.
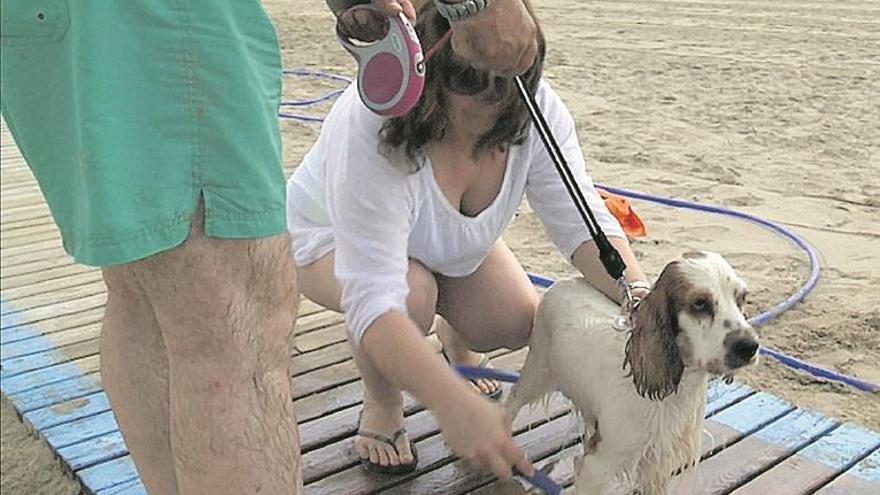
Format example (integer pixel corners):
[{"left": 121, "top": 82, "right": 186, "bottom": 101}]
[
  {"left": 435, "top": 319, "right": 501, "bottom": 397},
  {"left": 355, "top": 398, "right": 414, "bottom": 468}
]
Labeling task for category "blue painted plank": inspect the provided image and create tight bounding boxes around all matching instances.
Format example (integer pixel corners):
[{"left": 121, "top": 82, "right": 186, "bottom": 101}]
[
  {"left": 1, "top": 348, "right": 67, "bottom": 377},
  {"left": 58, "top": 430, "right": 128, "bottom": 471},
  {"left": 99, "top": 478, "right": 146, "bottom": 495},
  {"left": 42, "top": 410, "right": 118, "bottom": 450},
  {"left": 78, "top": 455, "right": 139, "bottom": 493},
  {"left": 705, "top": 381, "right": 753, "bottom": 416},
  {"left": 670, "top": 408, "right": 841, "bottom": 494},
  {"left": 711, "top": 392, "right": 795, "bottom": 434},
  {"left": 1, "top": 360, "right": 89, "bottom": 394},
  {"left": 753, "top": 407, "right": 839, "bottom": 449},
  {"left": 0, "top": 302, "right": 40, "bottom": 343},
  {"left": 799, "top": 423, "right": 880, "bottom": 471},
  {"left": 1, "top": 333, "right": 60, "bottom": 360},
  {"left": 0, "top": 326, "right": 47, "bottom": 344},
  {"left": 24, "top": 391, "right": 111, "bottom": 430},
  {"left": 7, "top": 373, "right": 102, "bottom": 413},
  {"left": 846, "top": 448, "right": 880, "bottom": 482}
]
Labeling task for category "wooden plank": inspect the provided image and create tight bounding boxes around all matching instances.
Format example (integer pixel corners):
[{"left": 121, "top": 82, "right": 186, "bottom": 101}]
[
  {"left": 0, "top": 215, "right": 56, "bottom": 233},
  {"left": 672, "top": 407, "right": 838, "bottom": 494},
  {"left": 99, "top": 478, "right": 146, "bottom": 495},
  {"left": 1, "top": 337, "right": 101, "bottom": 377},
  {"left": 0, "top": 270, "right": 102, "bottom": 302},
  {"left": 1, "top": 227, "right": 60, "bottom": 249},
  {"left": 1, "top": 238, "right": 62, "bottom": 257},
  {"left": 814, "top": 448, "right": 880, "bottom": 495},
  {"left": 291, "top": 341, "right": 352, "bottom": 376},
  {"left": 0, "top": 254, "right": 75, "bottom": 279},
  {"left": 0, "top": 203, "right": 49, "bottom": 223},
  {"left": 731, "top": 423, "right": 880, "bottom": 494},
  {"left": 705, "top": 380, "right": 753, "bottom": 416},
  {"left": 293, "top": 310, "right": 345, "bottom": 335},
  {"left": 7, "top": 372, "right": 102, "bottom": 413},
  {"left": 1, "top": 280, "right": 107, "bottom": 315},
  {"left": 1, "top": 306, "right": 104, "bottom": 340},
  {"left": 58, "top": 429, "right": 127, "bottom": 471},
  {"left": 0, "top": 217, "right": 56, "bottom": 239},
  {"left": 292, "top": 323, "right": 348, "bottom": 353},
  {"left": 1, "top": 245, "right": 72, "bottom": 269},
  {"left": 1, "top": 323, "right": 100, "bottom": 361},
  {"left": 1, "top": 354, "right": 100, "bottom": 394},
  {"left": 25, "top": 391, "right": 112, "bottom": 430},
  {"left": 0, "top": 293, "right": 106, "bottom": 335},
  {"left": 42, "top": 410, "right": 118, "bottom": 450},
  {"left": 0, "top": 262, "right": 88, "bottom": 289},
  {"left": 77, "top": 455, "right": 139, "bottom": 493}
]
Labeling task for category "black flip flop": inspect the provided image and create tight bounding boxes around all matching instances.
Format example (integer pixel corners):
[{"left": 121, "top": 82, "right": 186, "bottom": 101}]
[
  {"left": 442, "top": 349, "right": 503, "bottom": 401},
  {"left": 356, "top": 413, "right": 419, "bottom": 475}
]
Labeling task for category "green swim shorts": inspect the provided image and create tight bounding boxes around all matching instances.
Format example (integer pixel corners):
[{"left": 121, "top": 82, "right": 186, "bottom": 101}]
[{"left": 1, "top": 0, "right": 287, "bottom": 266}]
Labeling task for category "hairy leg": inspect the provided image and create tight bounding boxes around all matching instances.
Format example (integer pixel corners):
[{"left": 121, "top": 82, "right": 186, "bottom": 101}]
[
  {"left": 297, "top": 252, "right": 436, "bottom": 468},
  {"left": 101, "top": 265, "right": 179, "bottom": 495},
  {"left": 127, "top": 206, "right": 301, "bottom": 495}
]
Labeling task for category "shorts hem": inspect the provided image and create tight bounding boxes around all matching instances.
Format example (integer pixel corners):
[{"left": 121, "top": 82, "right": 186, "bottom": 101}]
[{"left": 63, "top": 207, "right": 287, "bottom": 267}]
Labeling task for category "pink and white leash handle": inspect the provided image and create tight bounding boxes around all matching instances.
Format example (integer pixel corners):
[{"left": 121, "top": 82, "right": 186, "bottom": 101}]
[{"left": 338, "top": 5, "right": 452, "bottom": 116}]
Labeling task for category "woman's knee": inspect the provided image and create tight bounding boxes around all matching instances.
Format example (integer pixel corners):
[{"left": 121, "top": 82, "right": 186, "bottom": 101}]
[
  {"left": 458, "top": 295, "right": 536, "bottom": 351},
  {"left": 502, "top": 308, "right": 535, "bottom": 349},
  {"left": 406, "top": 260, "right": 438, "bottom": 333}
]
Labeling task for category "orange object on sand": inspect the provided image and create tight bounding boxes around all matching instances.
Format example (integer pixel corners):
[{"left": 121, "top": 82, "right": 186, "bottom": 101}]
[{"left": 597, "top": 188, "right": 647, "bottom": 238}]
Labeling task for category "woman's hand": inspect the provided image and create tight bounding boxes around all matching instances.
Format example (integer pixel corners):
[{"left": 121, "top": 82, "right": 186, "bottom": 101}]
[
  {"left": 450, "top": 0, "right": 538, "bottom": 76},
  {"left": 434, "top": 389, "right": 534, "bottom": 479},
  {"left": 332, "top": 1, "right": 417, "bottom": 42}
]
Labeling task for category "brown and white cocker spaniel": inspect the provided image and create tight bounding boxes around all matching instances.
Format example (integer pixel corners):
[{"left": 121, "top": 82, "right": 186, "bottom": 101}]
[{"left": 505, "top": 252, "right": 759, "bottom": 495}]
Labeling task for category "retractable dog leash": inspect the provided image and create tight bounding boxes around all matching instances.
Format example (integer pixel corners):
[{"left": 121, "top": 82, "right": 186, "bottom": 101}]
[{"left": 337, "top": 5, "right": 451, "bottom": 116}]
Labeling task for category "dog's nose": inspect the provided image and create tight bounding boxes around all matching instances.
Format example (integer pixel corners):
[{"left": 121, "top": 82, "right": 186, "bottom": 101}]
[{"left": 731, "top": 338, "right": 759, "bottom": 362}]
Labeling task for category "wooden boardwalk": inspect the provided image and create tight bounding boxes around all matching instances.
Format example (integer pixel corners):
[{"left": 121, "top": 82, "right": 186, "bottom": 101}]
[{"left": 1, "top": 120, "right": 878, "bottom": 494}]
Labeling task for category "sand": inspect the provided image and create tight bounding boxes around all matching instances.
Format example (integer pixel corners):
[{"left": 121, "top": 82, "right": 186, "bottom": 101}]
[{"left": 2, "top": 0, "right": 877, "bottom": 493}]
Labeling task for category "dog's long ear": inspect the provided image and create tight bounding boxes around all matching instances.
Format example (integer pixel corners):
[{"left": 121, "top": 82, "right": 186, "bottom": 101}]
[{"left": 624, "top": 262, "right": 686, "bottom": 400}]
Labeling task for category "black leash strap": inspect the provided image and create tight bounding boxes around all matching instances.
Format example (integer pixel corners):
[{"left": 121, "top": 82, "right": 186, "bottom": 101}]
[{"left": 514, "top": 76, "right": 627, "bottom": 282}]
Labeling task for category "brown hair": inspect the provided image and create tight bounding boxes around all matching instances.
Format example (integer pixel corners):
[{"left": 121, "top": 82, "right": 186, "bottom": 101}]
[{"left": 379, "top": 1, "right": 546, "bottom": 170}]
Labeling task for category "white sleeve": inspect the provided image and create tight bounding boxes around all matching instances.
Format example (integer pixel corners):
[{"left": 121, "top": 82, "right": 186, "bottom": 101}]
[
  {"left": 525, "top": 82, "right": 625, "bottom": 261},
  {"left": 324, "top": 91, "right": 415, "bottom": 345}
]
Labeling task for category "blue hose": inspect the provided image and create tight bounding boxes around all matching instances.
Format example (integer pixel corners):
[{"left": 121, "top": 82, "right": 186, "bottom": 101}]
[{"left": 281, "top": 68, "right": 878, "bottom": 395}]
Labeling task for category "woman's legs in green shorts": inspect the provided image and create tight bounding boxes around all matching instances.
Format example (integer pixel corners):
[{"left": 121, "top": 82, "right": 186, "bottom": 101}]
[{"left": 101, "top": 203, "right": 301, "bottom": 494}]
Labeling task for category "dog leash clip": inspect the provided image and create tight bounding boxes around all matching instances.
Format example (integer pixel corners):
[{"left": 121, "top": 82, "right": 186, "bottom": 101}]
[{"left": 612, "top": 277, "right": 635, "bottom": 332}]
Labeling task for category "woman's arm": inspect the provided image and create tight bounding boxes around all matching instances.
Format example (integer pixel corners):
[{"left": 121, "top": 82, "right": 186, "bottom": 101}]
[
  {"left": 571, "top": 237, "right": 647, "bottom": 304},
  {"left": 361, "top": 311, "right": 534, "bottom": 479}
]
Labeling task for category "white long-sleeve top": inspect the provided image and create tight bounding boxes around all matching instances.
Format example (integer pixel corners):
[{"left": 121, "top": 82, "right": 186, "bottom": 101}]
[{"left": 286, "top": 79, "right": 624, "bottom": 344}]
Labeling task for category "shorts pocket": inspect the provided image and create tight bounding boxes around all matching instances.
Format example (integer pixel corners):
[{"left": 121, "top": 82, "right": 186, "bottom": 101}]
[{"left": 1, "top": 0, "right": 70, "bottom": 44}]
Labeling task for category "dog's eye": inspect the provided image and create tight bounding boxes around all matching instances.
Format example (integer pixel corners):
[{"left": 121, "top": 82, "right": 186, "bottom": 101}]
[{"left": 692, "top": 298, "right": 709, "bottom": 311}]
